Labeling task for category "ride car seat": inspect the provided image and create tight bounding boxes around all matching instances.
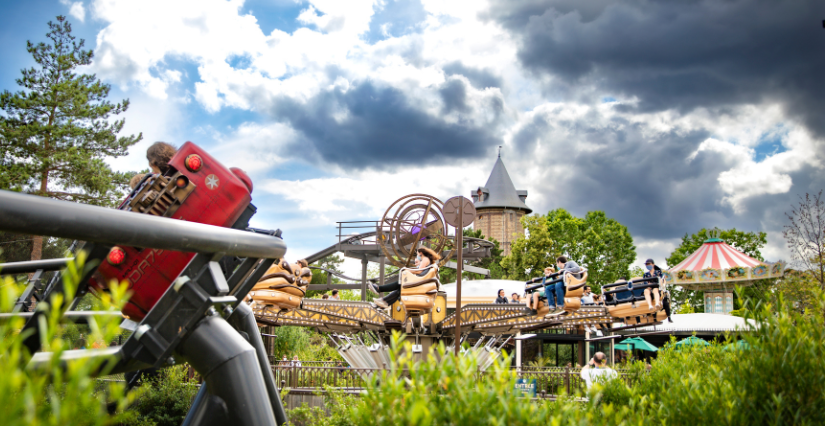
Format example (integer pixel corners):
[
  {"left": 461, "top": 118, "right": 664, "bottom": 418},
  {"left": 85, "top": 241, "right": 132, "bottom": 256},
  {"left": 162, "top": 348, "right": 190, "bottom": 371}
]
[
  {"left": 249, "top": 259, "right": 310, "bottom": 313},
  {"left": 399, "top": 265, "right": 440, "bottom": 317}
]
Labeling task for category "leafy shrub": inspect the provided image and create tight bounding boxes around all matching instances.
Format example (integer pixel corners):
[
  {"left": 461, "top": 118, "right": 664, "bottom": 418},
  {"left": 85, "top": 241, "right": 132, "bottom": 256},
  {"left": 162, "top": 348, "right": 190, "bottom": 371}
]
[
  {"left": 121, "top": 366, "right": 199, "bottom": 426},
  {"left": 345, "top": 291, "right": 825, "bottom": 426},
  {"left": 348, "top": 334, "right": 641, "bottom": 426},
  {"left": 286, "top": 387, "right": 357, "bottom": 426},
  {"left": 636, "top": 293, "right": 825, "bottom": 425},
  {"left": 0, "top": 253, "right": 139, "bottom": 425}
]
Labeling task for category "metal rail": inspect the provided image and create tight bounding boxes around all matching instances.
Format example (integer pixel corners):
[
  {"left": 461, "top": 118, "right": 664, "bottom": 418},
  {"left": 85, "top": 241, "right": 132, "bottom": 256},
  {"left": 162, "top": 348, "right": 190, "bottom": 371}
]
[
  {"left": 0, "top": 258, "right": 71, "bottom": 275},
  {"left": 0, "top": 191, "right": 286, "bottom": 259}
]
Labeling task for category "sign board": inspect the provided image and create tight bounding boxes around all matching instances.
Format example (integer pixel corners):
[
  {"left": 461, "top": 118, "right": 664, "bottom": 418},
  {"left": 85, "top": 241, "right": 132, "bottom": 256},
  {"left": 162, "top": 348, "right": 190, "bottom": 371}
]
[
  {"left": 443, "top": 196, "right": 475, "bottom": 228},
  {"left": 514, "top": 378, "right": 537, "bottom": 398}
]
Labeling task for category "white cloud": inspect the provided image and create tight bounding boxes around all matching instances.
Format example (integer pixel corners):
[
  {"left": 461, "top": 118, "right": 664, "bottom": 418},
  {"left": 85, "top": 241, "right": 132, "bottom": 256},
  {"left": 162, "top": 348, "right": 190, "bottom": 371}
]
[
  {"left": 259, "top": 164, "right": 488, "bottom": 224},
  {"left": 61, "top": 0, "right": 86, "bottom": 22},
  {"left": 86, "top": 0, "right": 824, "bottom": 272}
]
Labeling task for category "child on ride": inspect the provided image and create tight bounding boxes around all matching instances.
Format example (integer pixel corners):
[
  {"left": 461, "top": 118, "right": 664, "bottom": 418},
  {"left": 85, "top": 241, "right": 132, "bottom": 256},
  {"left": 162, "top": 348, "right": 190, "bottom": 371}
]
[{"left": 370, "top": 247, "right": 440, "bottom": 309}]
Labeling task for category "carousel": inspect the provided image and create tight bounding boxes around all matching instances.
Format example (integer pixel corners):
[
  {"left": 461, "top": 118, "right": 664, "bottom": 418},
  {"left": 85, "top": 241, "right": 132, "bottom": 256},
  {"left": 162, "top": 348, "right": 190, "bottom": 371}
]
[{"left": 665, "top": 228, "right": 785, "bottom": 314}]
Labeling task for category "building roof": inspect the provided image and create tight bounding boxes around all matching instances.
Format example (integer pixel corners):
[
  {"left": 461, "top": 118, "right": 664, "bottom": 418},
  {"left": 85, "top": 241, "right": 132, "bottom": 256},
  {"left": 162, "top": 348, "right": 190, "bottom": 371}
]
[
  {"left": 472, "top": 157, "right": 532, "bottom": 213},
  {"left": 627, "top": 313, "right": 757, "bottom": 334}
]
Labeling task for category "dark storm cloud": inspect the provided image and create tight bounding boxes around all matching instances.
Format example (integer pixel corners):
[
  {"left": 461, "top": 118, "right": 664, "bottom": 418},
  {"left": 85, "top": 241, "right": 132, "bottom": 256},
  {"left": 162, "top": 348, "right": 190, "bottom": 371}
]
[
  {"left": 439, "top": 79, "right": 470, "bottom": 113},
  {"left": 512, "top": 108, "right": 751, "bottom": 240},
  {"left": 484, "top": 0, "right": 825, "bottom": 137},
  {"left": 442, "top": 61, "right": 504, "bottom": 90},
  {"left": 269, "top": 80, "right": 503, "bottom": 169}
]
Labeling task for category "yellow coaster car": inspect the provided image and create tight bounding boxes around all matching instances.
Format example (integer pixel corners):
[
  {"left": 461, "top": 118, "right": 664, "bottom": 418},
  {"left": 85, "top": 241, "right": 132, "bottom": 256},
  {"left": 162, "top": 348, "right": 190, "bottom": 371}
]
[
  {"left": 399, "top": 265, "right": 440, "bottom": 318},
  {"left": 248, "top": 259, "right": 310, "bottom": 314}
]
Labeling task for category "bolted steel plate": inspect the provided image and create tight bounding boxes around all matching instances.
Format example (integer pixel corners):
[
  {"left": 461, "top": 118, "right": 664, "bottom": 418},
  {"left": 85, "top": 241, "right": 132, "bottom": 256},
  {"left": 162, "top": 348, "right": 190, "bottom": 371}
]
[{"left": 444, "top": 196, "right": 476, "bottom": 228}]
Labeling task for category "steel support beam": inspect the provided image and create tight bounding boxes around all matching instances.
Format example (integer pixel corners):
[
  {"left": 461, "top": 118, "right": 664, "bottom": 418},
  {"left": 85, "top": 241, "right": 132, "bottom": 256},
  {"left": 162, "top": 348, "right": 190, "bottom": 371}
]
[{"left": 0, "top": 191, "right": 286, "bottom": 259}]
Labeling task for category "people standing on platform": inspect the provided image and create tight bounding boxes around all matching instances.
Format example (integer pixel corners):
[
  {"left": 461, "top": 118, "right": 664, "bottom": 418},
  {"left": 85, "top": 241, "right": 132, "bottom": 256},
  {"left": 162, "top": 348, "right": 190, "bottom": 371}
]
[
  {"left": 330, "top": 290, "right": 340, "bottom": 300},
  {"left": 580, "top": 352, "right": 617, "bottom": 389},
  {"left": 494, "top": 289, "right": 509, "bottom": 304},
  {"left": 510, "top": 293, "right": 521, "bottom": 304},
  {"left": 291, "top": 355, "right": 302, "bottom": 368}
]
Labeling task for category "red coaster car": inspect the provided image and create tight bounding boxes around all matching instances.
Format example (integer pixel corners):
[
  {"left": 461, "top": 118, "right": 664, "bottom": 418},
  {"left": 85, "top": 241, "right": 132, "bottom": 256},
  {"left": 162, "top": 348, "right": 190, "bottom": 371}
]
[{"left": 89, "top": 142, "right": 254, "bottom": 320}]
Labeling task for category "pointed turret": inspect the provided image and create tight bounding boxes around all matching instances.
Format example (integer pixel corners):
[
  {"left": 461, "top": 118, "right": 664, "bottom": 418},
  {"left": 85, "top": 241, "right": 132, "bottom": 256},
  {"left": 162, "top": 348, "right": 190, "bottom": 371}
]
[{"left": 470, "top": 156, "right": 531, "bottom": 255}]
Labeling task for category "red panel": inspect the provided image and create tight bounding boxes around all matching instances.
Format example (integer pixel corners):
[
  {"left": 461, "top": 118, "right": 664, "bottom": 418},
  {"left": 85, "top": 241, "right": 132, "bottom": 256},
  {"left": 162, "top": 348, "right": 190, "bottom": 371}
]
[{"left": 89, "top": 142, "right": 253, "bottom": 320}]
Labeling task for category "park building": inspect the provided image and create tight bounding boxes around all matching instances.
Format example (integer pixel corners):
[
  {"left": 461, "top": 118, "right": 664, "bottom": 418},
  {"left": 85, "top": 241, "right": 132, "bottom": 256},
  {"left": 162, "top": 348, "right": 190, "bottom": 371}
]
[{"left": 471, "top": 155, "right": 532, "bottom": 256}]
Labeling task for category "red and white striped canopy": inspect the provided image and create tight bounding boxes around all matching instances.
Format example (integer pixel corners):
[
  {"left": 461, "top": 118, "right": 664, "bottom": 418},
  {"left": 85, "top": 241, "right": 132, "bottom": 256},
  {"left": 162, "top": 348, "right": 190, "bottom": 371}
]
[
  {"left": 665, "top": 237, "right": 784, "bottom": 289},
  {"left": 671, "top": 241, "right": 761, "bottom": 271}
]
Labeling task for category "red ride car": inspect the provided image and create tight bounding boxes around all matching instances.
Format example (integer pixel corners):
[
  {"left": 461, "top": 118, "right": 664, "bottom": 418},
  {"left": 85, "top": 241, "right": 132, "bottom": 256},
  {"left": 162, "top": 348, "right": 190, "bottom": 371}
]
[{"left": 89, "top": 142, "right": 254, "bottom": 320}]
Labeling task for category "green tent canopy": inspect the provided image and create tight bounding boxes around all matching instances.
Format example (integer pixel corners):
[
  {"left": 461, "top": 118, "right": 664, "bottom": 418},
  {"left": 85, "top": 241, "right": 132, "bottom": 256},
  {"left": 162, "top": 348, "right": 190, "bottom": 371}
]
[
  {"left": 723, "top": 340, "right": 751, "bottom": 351},
  {"left": 617, "top": 337, "right": 658, "bottom": 352},
  {"left": 674, "top": 336, "right": 710, "bottom": 349}
]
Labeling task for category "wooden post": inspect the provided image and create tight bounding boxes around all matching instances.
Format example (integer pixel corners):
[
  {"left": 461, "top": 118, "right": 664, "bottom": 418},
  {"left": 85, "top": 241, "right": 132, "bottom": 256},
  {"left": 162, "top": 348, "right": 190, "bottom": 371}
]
[{"left": 454, "top": 201, "right": 463, "bottom": 357}]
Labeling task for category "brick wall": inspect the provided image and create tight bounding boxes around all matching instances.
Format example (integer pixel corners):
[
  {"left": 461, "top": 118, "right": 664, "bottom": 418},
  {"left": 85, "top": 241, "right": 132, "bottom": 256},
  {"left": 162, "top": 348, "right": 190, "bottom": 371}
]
[{"left": 474, "top": 208, "right": 526, "bottom": 256}]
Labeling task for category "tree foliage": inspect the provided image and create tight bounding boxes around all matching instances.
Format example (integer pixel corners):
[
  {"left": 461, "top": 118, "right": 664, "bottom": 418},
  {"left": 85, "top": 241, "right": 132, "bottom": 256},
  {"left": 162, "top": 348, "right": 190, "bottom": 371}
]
[
  {"left": 501, "top": 209, "right": 636, "bottom": 290},
  {"left": 0, "top": 16, "right": 142, "bottom": 260}
]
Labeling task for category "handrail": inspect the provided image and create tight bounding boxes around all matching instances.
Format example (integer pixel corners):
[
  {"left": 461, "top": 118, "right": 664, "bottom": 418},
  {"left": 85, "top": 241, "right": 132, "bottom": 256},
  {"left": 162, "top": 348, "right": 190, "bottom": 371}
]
[
  {"left": 0, "top": 190, "right": 286, "bottom": 259},
  {"left": 0, "top": 257, "right": 72, "bottom": 274}
]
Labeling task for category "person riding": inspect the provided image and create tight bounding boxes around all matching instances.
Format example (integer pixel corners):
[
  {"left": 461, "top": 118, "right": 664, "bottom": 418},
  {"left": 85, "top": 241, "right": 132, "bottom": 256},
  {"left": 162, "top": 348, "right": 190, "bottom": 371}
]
[
  {"left": 146, "top": 141, "right": 177, "bottom": 174},
  {"left": 644, "top": 258, "right": 673, "bottom": 323},
  {"left": 545, "top": 256, "right": 583, "bottom": 317},
  {"left": 581, "top": 285, "right": 594, "bottom": 304},
  {"left": 494, "top": 289, "right": 509, "bottom": 304},
  {"left": 370, "top": 247, "right": 440, "bottom": 309},
  {"left": 527, "top": 266, "right": 556, "bottom": 313}
]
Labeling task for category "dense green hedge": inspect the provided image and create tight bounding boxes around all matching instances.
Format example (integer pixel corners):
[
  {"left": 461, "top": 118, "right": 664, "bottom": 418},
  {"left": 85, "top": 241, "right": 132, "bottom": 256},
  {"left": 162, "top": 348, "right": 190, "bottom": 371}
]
[{"left": 339, "top": 292, "right": 825, "bottom": 426}]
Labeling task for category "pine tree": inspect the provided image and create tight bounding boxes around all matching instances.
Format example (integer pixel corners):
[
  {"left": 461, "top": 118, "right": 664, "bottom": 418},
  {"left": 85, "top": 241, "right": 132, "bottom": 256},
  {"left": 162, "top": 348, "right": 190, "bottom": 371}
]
[{"left": 0, "top": 16, "right": 142, "bottom": 261}]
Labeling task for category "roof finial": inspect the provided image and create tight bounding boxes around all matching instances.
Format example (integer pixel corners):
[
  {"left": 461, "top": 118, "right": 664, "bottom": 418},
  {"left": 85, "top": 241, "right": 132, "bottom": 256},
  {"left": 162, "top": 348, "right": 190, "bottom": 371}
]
[{"left": 498, "top": 146, "right": 502, "bottom": 158}]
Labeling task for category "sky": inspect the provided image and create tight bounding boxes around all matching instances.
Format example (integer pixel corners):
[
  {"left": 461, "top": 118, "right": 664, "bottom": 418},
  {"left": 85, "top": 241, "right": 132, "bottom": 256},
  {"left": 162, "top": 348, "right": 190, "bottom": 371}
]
[{"left": 1, "top": 0, "right": 823, "bottom": 277}]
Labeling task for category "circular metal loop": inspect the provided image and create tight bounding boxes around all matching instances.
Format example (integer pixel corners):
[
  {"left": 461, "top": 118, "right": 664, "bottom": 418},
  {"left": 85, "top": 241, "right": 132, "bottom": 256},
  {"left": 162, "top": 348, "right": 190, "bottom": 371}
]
[{"left": 378, "top": 194, "right": 453, "bottom": 268}]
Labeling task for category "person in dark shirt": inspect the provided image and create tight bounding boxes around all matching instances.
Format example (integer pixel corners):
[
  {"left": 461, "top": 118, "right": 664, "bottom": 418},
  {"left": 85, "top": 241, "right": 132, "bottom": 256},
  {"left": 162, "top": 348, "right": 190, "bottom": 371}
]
[
  {"left": 494, "top": 289, "right": 509, "bottom": 304},
  {"left": 643, "top": 258, "right": 672, "bottom": 323}
]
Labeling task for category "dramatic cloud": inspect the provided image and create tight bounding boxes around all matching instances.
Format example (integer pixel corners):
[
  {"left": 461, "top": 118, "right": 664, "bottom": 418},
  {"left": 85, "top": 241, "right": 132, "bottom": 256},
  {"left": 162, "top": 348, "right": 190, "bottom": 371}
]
[
  {"left": 66, "top": 0, "right": 824, "bottom": 267},
  {"left": 485, "top": 0, "right": 825, "bottom": 138}
]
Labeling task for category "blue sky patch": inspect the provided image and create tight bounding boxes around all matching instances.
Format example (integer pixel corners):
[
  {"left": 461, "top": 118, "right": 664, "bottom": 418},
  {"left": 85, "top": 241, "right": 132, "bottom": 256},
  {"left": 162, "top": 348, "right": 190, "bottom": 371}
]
[
  {"left": 240, "top": 0, "right": 308, "bottom": 35},
  {"left": 364, "top": 0, "right": 427, "bottom": 44}
]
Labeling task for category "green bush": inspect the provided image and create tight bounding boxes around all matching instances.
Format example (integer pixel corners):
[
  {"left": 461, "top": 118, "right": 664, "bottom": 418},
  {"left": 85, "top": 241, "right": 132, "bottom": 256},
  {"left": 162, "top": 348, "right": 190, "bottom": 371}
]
[
  {"left": 636, "top": 293, "right": 825, "bottom": 425},
  {"left": 344, "top": 291, "right": 825, "bottom": 426},
  {"left": 286, "top": 387, "right": 357, "bottom": 426},
  {"left": 121, "top": 365, "right": 199, "bottom": 426},
  {"left": 0, "top": 253, "right": 139, "bottom": 425}
]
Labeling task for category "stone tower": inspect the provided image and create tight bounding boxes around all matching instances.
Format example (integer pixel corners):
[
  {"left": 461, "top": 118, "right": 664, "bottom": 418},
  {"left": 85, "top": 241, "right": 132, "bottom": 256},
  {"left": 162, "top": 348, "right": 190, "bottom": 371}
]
[{"left": 470, "top": 155, "right": 532, "bottom": 256}]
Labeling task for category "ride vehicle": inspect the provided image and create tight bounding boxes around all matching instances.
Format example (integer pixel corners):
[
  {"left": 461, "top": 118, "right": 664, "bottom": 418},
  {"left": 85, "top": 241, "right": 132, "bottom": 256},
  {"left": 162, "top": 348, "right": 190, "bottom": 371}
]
[{"left": 88, "top": 141, "right": 255, "bottom": 320}]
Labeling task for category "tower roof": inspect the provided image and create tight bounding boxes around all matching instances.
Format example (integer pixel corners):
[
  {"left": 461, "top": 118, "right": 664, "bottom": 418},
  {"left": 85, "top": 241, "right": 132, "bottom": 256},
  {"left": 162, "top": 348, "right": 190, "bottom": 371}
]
[{"left": 472, "top": 157, "right": 532, "bottom": 213}]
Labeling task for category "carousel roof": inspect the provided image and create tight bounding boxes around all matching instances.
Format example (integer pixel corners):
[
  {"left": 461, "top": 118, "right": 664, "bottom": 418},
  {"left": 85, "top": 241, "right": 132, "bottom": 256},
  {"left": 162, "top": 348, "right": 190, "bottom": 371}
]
[
  {"left": 670, "top": 238, "right": 762, "bottom": 271},
  {"left": 665, "top": 232, "right": 784, "bottom": 289}
]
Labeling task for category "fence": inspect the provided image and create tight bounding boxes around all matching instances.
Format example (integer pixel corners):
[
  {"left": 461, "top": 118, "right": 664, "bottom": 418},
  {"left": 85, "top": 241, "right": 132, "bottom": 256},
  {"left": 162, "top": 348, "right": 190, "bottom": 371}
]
[
  {"left": 273, "top": 365, "right": 632, "bottom": 396},
  {"left": 273, "top": 366, "right": 377, "bottom": 390}
]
